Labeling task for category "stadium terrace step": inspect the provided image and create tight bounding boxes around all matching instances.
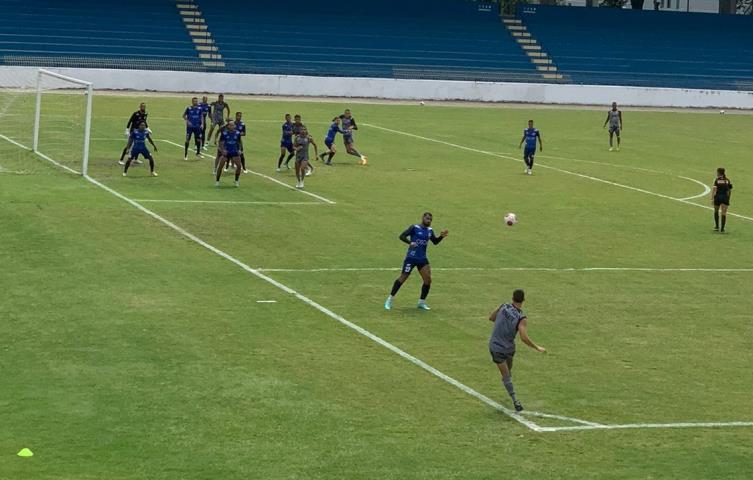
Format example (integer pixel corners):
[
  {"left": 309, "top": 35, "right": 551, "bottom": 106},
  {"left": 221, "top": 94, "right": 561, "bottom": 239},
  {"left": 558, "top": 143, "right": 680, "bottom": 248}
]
[
  {"left": 503, "top": 14, "right": 561, "bottom": 82},
  {"left": 177, "top": 1, "right": 223, "bottom": 68}
]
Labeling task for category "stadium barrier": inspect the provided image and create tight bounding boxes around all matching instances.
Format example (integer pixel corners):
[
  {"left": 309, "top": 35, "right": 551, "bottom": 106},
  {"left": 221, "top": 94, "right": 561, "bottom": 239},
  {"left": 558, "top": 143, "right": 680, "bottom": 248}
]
[{"left": 1, "top": 66, "right": 752, "bottom": 109}]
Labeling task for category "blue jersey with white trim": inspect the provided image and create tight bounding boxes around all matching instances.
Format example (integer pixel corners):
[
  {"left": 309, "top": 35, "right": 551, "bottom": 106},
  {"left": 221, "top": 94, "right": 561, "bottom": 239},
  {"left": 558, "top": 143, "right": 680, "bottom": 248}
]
[
  {"left": 524, "top": 128, "right": 539, "bottom": 149},
  {"left": 184, "top": 106, "right": 203, "bottom": 128}
]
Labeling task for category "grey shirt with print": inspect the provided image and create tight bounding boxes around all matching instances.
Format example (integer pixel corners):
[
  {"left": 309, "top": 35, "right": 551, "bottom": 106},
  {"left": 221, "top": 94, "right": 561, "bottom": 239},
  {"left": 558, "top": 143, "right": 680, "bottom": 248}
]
[{"left": 489, "top": 303, "right": 526, "bottom": 354}]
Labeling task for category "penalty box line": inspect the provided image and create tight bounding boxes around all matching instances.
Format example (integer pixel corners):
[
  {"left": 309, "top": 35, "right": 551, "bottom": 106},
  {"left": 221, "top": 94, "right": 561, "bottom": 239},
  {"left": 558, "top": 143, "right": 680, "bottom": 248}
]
[
  {"left": 161, "top": 140, "right": 336, "bottom": 205},
  {"left": 363, "top": 123, "right": 753, "bottom": 224},
  {"left": 6, "top": 135, "right": 752, "bottom": 434}
]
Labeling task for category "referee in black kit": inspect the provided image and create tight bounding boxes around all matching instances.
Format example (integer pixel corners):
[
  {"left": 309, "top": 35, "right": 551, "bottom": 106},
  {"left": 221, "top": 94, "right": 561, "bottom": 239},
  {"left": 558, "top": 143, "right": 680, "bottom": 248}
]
[{"left": 118, "top": 102, "right": 149, "bottom": 165}]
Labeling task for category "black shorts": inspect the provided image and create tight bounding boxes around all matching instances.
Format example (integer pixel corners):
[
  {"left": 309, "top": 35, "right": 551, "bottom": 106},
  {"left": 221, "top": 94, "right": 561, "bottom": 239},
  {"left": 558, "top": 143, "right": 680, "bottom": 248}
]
[
  {"left": 402, "top": 258, "right": 429, "bottom": 274},
  {"left": 490, "top": 350, "right": 515, "bottom": 365},
  {"left": 714, "top": 196, "right": 730, "bottom": 207}
]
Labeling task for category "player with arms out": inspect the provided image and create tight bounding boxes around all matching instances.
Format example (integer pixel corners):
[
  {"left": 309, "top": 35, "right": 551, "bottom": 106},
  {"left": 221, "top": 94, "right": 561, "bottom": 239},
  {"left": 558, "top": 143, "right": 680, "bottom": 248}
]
[
  {"left": 118, "top": 102, "right": 148, "bottom": 165},
  {"left": 711, "top": 167, "right": 733, "bottom": 233},
  {"left": 318, "top": 116, "right": 346, "bottom": 165},
  {"left": 199, "top": 95, "right": 211, "bottom": 150},
  {"left": 277, "top": 113, "right": 295, "bottom": 172},
  {"left": 215, "top": 120, "right": 242, "bottom": 188},
  {"left": 488, "top": 289, "right": 546, "bottom": 412},
  {"left": 384, "top": 212, "right": 448, "bottom": 311},
  {"left": 518, "top": 119, "right": 542, "bottom": 175},
  {"left": 293, "top": 127, "right": 317, "bottom": 190},
  {"left": 183, "top": 97, "right": 204, "bottom": 160},
  {"left": 603, "top": 101, "right": 623, "bottom": 151},
  {"left": 339, "top": 109, "right": 367, "bottom": 165},
  {"left": 122, "top": 122, "right": 158, "bottom": 177},
  {"left": 207, "top": 94, "right": 230, "bottom": 146}
]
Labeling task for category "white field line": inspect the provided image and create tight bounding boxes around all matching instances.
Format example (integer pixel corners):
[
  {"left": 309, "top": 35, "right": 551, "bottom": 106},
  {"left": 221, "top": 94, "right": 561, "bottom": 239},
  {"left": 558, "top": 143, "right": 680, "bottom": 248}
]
[
  {"left": 6, "top": 135, "right": 753, "bottom": 434},
  {"left": 0, "top": 134, "right": 81, "bottom": 175},
  {"left": 258, "top": 266, "right": 753, "bottom": 273},
  {"left": 363, "top": 123, "right": 753, "bottom": 223},
  {"left": 82, "top": 174, "right": 543, "bottom": 432},
  {"left": 677, "top": 176, "right": 712, "bottom": 201},
  {"left": 521, "top": 411, "right": 604, "bottom": 427},
  {"left": 160, "top": 140, "right": 337, "bottom": 205},
  {"left": 540, "top": 420, "right": 753, "bottom": 433},
  {"left": 256, "top": 300, "right": 278, "bottom": 303},
  {"left": 133, "top": 199, "right": 326, "bottom": 206}
]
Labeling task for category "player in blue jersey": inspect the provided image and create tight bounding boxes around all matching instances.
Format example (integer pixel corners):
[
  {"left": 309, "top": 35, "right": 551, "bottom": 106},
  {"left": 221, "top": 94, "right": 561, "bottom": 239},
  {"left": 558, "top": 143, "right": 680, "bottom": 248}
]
[
  {"left": 384, "top": 212, "right": 449, "bottom": 311},
  {"left": 183, "top": 97, "right": 205, "bottom": 161},
  {"left": 234, "top": 111, "right": 248, "bottom": 173},
  {"left": 199, "top": 95, "right": 211, "bottom": 150},
  {"left": 518, "top": 120, "right": 542, "bottom": 175},
  {"left": 215, "top": 120, "right": 242, "bottom": 187},
  {"left": 339, "top": 109, "right": 368, "bottom": 165},
  {"left": 277, "top": 113, "right": 295, "bottom": 172},
  {"left": 318, "top": 117, "right": 346, "bottom": 165},
  {"left": 122, "top": 122, "right": 158, "bottom": 177},
  {"left": 118, "top": 102, "right": 149, "bottom": 165}
]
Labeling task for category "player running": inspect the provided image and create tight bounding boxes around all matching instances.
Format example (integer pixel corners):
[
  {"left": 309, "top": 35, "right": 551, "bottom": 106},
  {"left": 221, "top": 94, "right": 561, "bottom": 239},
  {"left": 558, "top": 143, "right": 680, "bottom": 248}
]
[
  {"left": 318, "top": 117, "right": 346, "bottom": 165},
  {"left": 384, "top": 212, "right": 448, "bottom": 311},
  {"left": 235, "top": 111, "right": 248, "bottom": 173},
  {"left": 339, "top": 109, "right": 367, "bottom": 165},
  {"left": 488, "top": 289, "right": 546, "bottom": 412},
  {"left": 277, "top": 113, "right": 295, "bottom": 172},
  {"left": 712, "top": 167, "right": 733, "bottom": 233},
  {"left": 183, "top": 97, "right": 204, "bottom": 161},
  {"left": 199, "top": 95, "right": 211, "bottom": 150},
  {"left": 518, "top": 120, "right": 542, "bottom": 175},
  {"left": 118, "top": 102, "right": 148, "bottom": 165},
  {"left": 122, "top": 122, "right": 158, "bottom": 177},
  {"left": 215, "top": 120, "right": 242, "bottom": 188},
  {"left": 293, "top": 127, "right": 317, "bottom": 189},
  {"left": 207, "top": 94, "right": 230, "bottom": 146},
  {"left": 603, "top": 102, "right": 623, "bottom": 151}
]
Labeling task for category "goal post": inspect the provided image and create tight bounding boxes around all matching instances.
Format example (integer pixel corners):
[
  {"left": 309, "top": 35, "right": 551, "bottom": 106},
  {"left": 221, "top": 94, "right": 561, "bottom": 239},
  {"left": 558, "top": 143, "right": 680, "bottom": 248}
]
[{"left": 33, "top": 68, "right": 93, "bottom": 176}]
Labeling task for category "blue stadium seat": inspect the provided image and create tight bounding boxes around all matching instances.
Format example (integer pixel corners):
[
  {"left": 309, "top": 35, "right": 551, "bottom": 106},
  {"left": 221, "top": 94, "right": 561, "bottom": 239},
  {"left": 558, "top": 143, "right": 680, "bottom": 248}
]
[
  {"left": 198, "top": 0, "right": 539, "bottom": 81},
  {"left": 0, "top": 0, "right": 203, "bottom": 70},
  {"left": 519, "top": 5, "right": 753, "bottom": 90}
]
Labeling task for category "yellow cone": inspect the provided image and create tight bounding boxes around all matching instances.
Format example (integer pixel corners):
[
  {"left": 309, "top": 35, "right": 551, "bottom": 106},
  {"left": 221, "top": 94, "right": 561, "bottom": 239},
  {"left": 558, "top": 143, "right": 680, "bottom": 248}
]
[{"left": 17, "top": 448, "right": 33, "bottom": 457}]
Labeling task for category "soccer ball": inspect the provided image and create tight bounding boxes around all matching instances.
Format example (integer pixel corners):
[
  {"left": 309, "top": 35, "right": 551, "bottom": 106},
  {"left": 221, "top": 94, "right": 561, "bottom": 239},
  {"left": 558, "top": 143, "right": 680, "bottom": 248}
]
[
  {"left": 504, "top": 213, "right": 517, "bottom": 226},
  {"left": 720, "top": 110, "right": 725, "bottom": 115},
  {"left": 419, "top": 101, "right": 425, "bottom": 106}
]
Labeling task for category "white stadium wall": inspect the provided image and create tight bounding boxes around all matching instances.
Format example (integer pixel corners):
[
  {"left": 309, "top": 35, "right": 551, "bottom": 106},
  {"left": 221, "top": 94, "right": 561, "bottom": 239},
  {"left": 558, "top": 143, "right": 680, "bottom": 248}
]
[{"left": 2, "top": 66, "right": 753, "bottom": 109}]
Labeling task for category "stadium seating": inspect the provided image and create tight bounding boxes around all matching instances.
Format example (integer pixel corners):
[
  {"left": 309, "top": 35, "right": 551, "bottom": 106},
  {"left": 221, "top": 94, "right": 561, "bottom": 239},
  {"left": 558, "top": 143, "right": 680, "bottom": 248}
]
[
  {"left": 519, "top": 5, "right": 753, "bottom": 90},
  {"left": 198, "top": 0, "right": 540, "bottom": 81},
  {"left": 0, "top": 0, "right": 203, "bottom": 70}
]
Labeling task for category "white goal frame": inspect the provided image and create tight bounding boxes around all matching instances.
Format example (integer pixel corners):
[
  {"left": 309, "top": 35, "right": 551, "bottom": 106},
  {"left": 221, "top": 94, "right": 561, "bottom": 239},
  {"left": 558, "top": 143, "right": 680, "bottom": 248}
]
[{"left": 32, "top": 68, "right": 93, "bottom": 176}]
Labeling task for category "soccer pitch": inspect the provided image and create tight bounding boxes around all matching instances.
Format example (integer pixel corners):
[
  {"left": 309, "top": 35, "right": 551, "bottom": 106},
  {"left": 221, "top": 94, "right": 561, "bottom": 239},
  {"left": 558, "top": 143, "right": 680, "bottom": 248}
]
[{"left": 2, "top": 94, "right": 753, "bottom": 479}]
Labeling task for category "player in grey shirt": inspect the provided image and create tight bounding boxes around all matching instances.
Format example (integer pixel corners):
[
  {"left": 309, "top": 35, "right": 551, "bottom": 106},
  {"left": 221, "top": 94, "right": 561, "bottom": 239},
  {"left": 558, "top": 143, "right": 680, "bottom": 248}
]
[
  {"left": 208, "top": 94, "right": 230, "bottom": 147},
  {"left": 488, "top": 289, "right": 546, "bottom": 412},
  {"left": 602, "top": 101, "right": 623, "bottom": 151},
  {"left": 294, "top": 127, "right": 317, "bottom": 190}
]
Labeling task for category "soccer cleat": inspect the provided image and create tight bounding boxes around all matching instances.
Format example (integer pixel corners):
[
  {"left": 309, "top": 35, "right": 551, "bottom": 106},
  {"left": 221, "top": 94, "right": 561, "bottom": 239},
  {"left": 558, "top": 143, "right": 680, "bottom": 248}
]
[
  {"left": 234, "top": 180, "right": 239, "bottom": 187},
  {"left": 325, "top": 161, "right": 332, "bottom": 166},
  {"left": 714, "top": 226, "right": 719, "bottom": 231},
  {"left": 215, "top": 181, "right": 220, "bottom": 187},
  {"left": 276, "top": 167, "right": 281, "bottom": 172},
  {"left": 118, "top": 160, "right": 125, "bottom": 165},
  {"left": 616, "top": 146, "right": 621, "bottom": 151},
  {"left": 285, "top": 164, "right": 291, "bottom": 170},
  {"left": 527, "top": 169, "right": 532, "bottom": 175},
  {"left": 524, "top": 167, "right": 528, "bottom": 174},
  {"left": 417, "top": 302, "right": 431, "bottom": 311},
  {"left": 184, "top": 156, "right": 188, "bottom": 161},
  {"left": 151, "top": 171, "right": 158, "bottom": 177},
  {"left": 122, "top": 172, "right": 127, "bottom": 177},
  {"left": 514, "top": 401, "right": 524, "bottom": 412},
  {"left": 359, "top": 155, "right": 368, "bottom": 165},
  {"left": 305, "top": 166, "right": 313, "bottom": 177},
  {"left": 223, "top": 165, "right": 229, "bottom": 172},
  {"left": 384, "top": 297, "right": 392, "bottom": 310},
  {"left": 202, "top": 144, "right": 208, "bottom": 151},
  {"left": 608, "top": 147, "right": 614, "bottom": 152}
]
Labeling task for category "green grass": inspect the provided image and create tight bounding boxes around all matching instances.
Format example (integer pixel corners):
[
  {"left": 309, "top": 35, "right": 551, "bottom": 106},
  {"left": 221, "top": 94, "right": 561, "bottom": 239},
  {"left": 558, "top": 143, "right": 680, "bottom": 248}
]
[{"left": 2, "top": 93, "right": 753, "bottom": 479}]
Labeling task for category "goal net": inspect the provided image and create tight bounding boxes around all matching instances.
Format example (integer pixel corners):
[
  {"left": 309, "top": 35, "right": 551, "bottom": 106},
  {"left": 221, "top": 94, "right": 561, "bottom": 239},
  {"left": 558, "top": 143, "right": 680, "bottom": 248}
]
[{"left": 0, "top": 68, "right": 92, "bottom": 175}]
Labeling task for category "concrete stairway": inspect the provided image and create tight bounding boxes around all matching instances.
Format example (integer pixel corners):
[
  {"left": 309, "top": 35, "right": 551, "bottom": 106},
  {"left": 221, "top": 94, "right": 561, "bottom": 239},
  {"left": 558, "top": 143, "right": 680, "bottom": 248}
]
[
  {"left": 502, "top": 16, "right": 563, "bottom": 81},
  {"left": 177, "top": 2, "right": 225, "bottom": 68}
]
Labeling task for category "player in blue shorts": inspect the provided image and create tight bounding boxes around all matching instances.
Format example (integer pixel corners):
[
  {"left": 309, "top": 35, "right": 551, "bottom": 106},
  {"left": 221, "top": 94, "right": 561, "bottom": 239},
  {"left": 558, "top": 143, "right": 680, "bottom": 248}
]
[
  {"left": 199, "top": 95, "right": 211, "bottom": 150},
  {"left": 384, "top": 212, "right": 449, "bottom": 311},
  {"left": 318, "top": 117, "right": 346, "bottom": 165},
  {"left": 339, "top": 109, "right": 367, "bottom": 165},
  {"left": 123, "top": 122, "right": 158, "bottom": 177},
  {"left": 518, "top": 120, "right": 542, "bottom": 175},
  {"left": 183, "top": 97, "right": 204, "bottom": 161},
  {"left": 234, "top": 111, "right": 248, "bottom": 173},
  {"left": 277, "top": 113, "right": 295, "bottom": 172},
  {"left": 215, "top": 120, "right": 242, "bottom": 188}
]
